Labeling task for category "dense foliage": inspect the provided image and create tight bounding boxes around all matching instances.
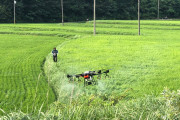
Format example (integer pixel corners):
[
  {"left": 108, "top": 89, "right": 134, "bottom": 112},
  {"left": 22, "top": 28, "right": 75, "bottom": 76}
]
[
  {"left": 1, "top": 84, "right": 180, "bottom": 119},
  {"left": 0, "top": 0, "right": 180, "bottom": 23}
]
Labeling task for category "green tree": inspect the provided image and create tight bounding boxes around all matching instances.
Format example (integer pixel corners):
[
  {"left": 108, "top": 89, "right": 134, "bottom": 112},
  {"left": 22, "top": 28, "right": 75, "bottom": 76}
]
[{"left": 0, "top": 0, "right": 180, "bottom": 23}]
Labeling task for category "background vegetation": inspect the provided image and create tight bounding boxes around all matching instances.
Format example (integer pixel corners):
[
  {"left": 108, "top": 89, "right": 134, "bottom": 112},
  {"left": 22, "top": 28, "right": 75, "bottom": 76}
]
[{"left": 0, "top": 0, "right": 180, "bottom": 23}]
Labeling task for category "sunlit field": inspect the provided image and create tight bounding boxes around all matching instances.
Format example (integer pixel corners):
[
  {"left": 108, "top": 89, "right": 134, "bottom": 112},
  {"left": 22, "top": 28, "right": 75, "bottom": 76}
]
[
  {"left": 0, "top": 32, "right": 66, "bottom": 114},
  {"left": 0, "top": 20, "right": 180, "bottom": 119}
]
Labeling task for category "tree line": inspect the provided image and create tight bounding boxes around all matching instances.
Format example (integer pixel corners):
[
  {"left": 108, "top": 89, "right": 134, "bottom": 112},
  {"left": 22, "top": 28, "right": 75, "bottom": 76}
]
[{"left": 0, "top": 0, "right": 180, "bottom": 23}]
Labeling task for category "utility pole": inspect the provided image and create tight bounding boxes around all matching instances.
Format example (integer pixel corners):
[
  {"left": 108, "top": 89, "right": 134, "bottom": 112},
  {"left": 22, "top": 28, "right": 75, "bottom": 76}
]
[
  {"left": 157, "top": 0, "right": 160, "bottom": 19},
  {"left": 138, "top": 0, "right": 140, "bottom": 35},
  {"left": 14, "top": 0, "right": 16, "bottom": 24},
  {"left": 93, "top": 0, "right": 96, "bottom": 35},
  {"left": 61, "top": 0, "right": 64, "bottom": 25}
]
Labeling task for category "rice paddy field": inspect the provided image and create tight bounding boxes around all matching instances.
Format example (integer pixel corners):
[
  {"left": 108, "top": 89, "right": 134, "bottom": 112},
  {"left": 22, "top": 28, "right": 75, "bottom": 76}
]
[{"left": 0, "top": 20, "right": 180, "bottom": 119}]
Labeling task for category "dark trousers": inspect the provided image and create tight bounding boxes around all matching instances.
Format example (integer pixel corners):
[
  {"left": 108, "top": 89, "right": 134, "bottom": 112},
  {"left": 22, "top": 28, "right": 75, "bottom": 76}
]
[{"left": 53, "top": 56, "right": 57, "bottom": 62}]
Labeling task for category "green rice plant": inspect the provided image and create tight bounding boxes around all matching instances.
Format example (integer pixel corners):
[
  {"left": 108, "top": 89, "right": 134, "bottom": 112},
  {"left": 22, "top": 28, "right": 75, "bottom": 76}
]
[
  {"left": 0, "top": 89, "right": 179, "bottom": 119},
  {"left": 0, "top": 33, "right": 66, "bottom": 114},
  {"left": 43, "top": 20, "right": 180, "bottom": 119},
  {"left": 0, "top": 20, "right": 180, "bottom": 118}
]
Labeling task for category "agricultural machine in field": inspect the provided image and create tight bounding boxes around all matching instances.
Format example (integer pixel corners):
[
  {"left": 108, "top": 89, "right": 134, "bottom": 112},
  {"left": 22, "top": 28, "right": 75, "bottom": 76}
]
[{"left": 67, "top": 69, "right": 111, "bottom": 86}]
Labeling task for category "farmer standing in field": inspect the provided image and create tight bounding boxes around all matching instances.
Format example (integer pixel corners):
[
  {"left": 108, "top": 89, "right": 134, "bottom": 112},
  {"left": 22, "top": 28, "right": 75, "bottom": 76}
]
[{"left": 52, "top": 47, "right": 58, "bottom": 62}]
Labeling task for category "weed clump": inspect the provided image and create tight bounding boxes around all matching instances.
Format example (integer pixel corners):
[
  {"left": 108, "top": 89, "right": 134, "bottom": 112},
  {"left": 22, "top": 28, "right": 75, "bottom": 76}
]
[{"left": 0, "top": 89, "right": 180, "bottom": 119}]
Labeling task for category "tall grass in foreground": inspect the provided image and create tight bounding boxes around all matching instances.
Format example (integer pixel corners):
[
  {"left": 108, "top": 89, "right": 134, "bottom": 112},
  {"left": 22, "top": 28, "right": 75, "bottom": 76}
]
[{"left": 0, "top": 88, "right": 180, "bottom": 119}]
